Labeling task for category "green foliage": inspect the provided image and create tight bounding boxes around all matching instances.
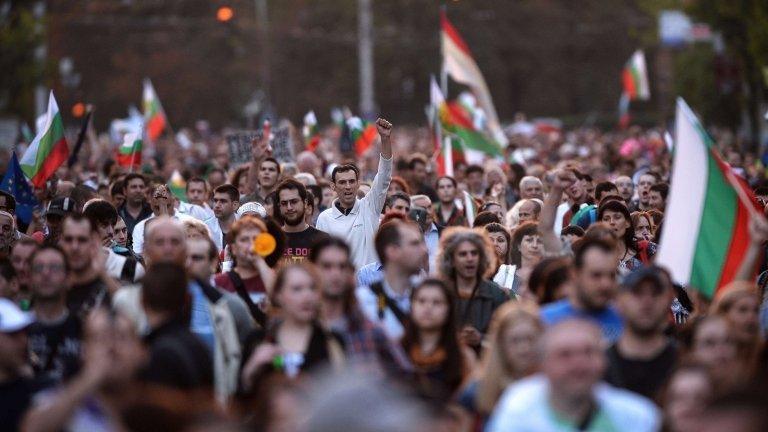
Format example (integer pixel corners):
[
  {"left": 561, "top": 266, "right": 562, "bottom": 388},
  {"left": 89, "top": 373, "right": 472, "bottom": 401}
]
[{"left": 0, "top": 2, "right": 45, "bottom": 121}]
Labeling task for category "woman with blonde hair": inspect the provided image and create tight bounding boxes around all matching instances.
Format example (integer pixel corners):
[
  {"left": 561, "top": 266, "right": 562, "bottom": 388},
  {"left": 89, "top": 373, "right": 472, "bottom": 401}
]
[{"left": 458, "top": 301, "right": 543, "bottom": 424}]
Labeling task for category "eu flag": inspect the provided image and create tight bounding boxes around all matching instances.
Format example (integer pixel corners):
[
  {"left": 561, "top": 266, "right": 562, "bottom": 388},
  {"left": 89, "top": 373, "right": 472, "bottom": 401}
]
[{"left": 1, "top": 153, "right": 40, "bottom": 224}]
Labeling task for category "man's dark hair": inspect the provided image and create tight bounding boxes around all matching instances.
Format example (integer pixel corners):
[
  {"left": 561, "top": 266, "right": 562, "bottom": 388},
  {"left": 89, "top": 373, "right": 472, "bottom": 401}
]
[
  {"left": 331, "top": 164, "right": 360, "bottom": 183},
  {"left": 109, "top": 180, "right": 124, "bottom": 197},
  {"left": 29, "top": 244, "right": 69, "bottom": 274},
  {"left": 0, "top": 191, "right": 16, "bottom": 213},
  {"left": 650, "top": 183, "right": 669, "bottom": 200},
  {"left": 754, "top": 186, "right": 768, "bottom": 196},
  {"left": 385, "top": 191, "right": 410, "bottom": 210},
  {"left": 208, "top": 167, "right": 226, "bottom": 178},
  {"left": 640, "top": 171, "right": 661, "bottom": 183},
  {"left": 70, "top": 185, "right": 97, "bottom": 210},
  {"left": 213, "top": 184, "right": 240, "bottom": 202},
  {"left": 141, "top": 262, "right": 188, "bottom": 315},
  {"left": 309, "top": 236, "right": 351, "bottom": 264},
  {"left": 595, "top": 181, "right": 618, "bottom": 201},
  {"left": 465, "top": 164, "right": 484, "bottom": 176},
  {"left": 305, "top": 190, "right": 316, "bottom": 211},
  {"left": 261, "top": 157, "right": 281, "bottom": 174},
  {"left": 83, "top": 199, "right": 118, "bottom": 227},
  {"left": 436, "top": 176, "right": 458, "bottom": 189},
  {"left": 0, "top": 258, "right": 16, "bottom": 282},
  {"left": 63, "top": 213, "right": 96, "bottom": 234},
  {"left": 275, "top": 179, "right": 308, "bottom": 203},
  {"left": 572, "top": 237, "right": 616, "bottom": 269},
  {"left": 407, "top": 154, "right": 428, "bottom": 170},
  {"left": 560, "top": 225, "right": 585, "bottom": 238},
  {"left": 307, "top": 185, "right": 322, "bottom": 205},
  {"left": 186, "top": 176, "right": 208, "bottom": 192},
  {"left": 472, "top": 211, "right": 501, "bottom": 228},
  {"left": 123, "top": 173, "right": 146, "bottom": 187}
]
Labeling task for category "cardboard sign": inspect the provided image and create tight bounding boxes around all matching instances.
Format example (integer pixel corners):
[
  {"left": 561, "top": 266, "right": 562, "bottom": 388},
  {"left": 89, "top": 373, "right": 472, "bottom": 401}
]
[
  {"left": 226, "top": 130, "right": 263, "bottom": 168},
  {"left": 271, "top": 126, "right": 294, "bottom": 163}
]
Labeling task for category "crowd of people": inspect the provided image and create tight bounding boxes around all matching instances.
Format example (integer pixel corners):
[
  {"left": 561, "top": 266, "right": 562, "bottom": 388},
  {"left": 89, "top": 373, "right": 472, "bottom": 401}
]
[{"left": 1, "top": 114, "right": 768, "bottom": 432}]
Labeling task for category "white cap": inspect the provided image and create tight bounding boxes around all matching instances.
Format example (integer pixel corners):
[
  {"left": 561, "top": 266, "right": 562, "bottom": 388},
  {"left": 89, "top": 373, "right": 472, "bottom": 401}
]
[
  {"left": 236, "top": 201, "right": 267, "bottom": 219},
  {"left": 0, "top": 298, "right": 33, "bottom": 333}
]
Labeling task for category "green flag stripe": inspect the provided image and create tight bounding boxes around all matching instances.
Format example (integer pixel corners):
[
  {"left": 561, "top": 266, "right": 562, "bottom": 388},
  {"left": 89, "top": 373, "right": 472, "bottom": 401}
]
[{"left": 22, "top": 113, "right": 65, "bottom": 177}]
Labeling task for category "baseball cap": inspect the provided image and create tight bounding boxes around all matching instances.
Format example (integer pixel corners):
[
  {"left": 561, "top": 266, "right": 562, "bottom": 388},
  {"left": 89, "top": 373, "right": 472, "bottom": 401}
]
[
  {"left": 46, "top": 196, "right": 76, "bottom": 217},
  {"left": 237, "top": 201, "right": 267, "bottom": 219},
  {"left": 620, "top": 265, "right": 672, "bottom": 292},
  {"left": 0, "top": 298, "right": 33, "bottom": 333}
]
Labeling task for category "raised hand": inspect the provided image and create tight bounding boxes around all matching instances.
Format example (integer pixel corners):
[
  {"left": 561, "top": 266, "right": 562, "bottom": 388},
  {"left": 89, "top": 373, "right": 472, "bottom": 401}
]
[
  {"left": 552, "top": 169, "right": 577, "bottom": 191},
  {"left": 251, "top": 120, "right": 272, "bottom": 160},
  {"left": 375, "top": 118, "right": 393, "bottom": 140}
]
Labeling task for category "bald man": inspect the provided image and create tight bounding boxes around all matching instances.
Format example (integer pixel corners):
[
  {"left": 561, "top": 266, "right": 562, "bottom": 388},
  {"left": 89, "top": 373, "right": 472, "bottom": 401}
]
[{"left": 487, "top": 319, "right": 660, "bottom": 432}]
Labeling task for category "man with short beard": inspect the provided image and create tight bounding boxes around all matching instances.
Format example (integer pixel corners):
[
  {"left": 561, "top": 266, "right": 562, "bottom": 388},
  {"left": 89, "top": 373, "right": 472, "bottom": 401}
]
[
  {"left": 277, "top": 179, "right": 328, "bottom": 263},
  {"left": 117, "top": 173, "right": 152, "bottom": 240},
  {"left": 434, "top": 176, "right": 466, "bottom": 227},
  {"left": 212, "top": 184, "right": 240, "bottom": 249},
  {"left": 605, "top": 265, "right": 677, "bottom": 400}
]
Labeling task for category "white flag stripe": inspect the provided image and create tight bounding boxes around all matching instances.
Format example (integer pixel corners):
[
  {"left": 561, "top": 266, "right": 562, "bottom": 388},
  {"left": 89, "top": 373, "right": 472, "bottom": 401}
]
[{"left": 655, "top": 99, "right": 708, "bottom": 285}]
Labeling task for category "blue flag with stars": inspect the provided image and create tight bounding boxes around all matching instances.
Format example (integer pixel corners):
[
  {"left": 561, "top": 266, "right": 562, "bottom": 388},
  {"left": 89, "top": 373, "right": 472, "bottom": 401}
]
[{"left": 1, "top": 153, "right": 39, "bottom": 224}]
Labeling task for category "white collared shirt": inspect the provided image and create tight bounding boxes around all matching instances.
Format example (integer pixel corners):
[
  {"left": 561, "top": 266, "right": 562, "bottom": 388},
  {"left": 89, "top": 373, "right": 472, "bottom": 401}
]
[
  {"left": 316, "top": 154, "right": 392, "bottom": 270},
  {"left": 132, "top": 212, "right": 198, "bottom": 255}
]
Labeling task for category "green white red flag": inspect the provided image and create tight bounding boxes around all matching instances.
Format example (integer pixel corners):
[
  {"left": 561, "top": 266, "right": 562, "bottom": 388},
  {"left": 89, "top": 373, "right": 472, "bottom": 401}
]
[
  {"left": 656, "top": 98, "right": 763, "bottom": 299},
  {"left": 622, "top": 50, "right": 650, "bottom": 101},
  {"left": 441, "top": 11, "right": 507, "bottom": 147},
  {"left": 439, "top": 99, "right": 502, "bottom": 159},
  {"left": 303, "top": 110, "right": 321, "bottom": 152},
  {"left": 143, "top": 79, "right": 167, "bottom": 141},
  {"left": 20, "top": 92, "right": 70, "bottom": 187},
  {"left": 346, "top": 117, "right": 378, "bottom": 157},
  {"left": 116, "top": 130, "right": 143, "bottom": 169}
]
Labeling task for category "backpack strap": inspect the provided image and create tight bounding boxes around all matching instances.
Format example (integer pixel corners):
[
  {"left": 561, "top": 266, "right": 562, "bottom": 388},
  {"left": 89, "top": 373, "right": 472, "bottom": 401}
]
[
  {"left": 227, "top": 271, "right": 267, "bottom": 328},
  {"left": 369, "top": 281, "right": 408, "bottom": 325}
]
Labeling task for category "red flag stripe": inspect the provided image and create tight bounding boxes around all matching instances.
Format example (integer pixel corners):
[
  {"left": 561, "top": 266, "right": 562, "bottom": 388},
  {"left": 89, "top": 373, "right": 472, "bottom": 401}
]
[{"left": 440, "top": 11, "right": 472, "bottom": 57}]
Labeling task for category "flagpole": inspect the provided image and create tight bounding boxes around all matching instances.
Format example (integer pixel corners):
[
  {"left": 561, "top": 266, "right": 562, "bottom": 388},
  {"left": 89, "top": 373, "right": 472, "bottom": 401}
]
[{"left": 439, "top": 4, "right": 453, "bottom": 177}]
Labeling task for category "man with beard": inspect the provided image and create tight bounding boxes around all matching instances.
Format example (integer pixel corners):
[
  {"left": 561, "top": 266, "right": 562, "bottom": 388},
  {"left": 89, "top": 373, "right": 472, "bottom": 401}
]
[
  {"left": 117, "top": 173, "right": 153, "bottom": 240},
  {"left": 605, "top": 265, "right": 677, "bottom": 400},
  {"left": 540, "top": 237, "right": 624, "bottom": 343},
  {"left": 277, "top": 179, "right": 328, "bottom": 264},
  {"left": 434, "top": 176, "right": 466, "bottom": 227}
]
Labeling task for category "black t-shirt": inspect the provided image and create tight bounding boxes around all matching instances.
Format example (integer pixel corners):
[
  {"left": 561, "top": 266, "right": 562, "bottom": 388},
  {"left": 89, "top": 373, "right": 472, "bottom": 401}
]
[
  {"left": 28, "top": 311, "right": 83, "bottom": 384},
  {"left": 605, "top": 340, "right": 677, "bottom": 401},
  {"left": 0, "top": 376, "right": 49, "bottom": 431},
  {"left": 67, "top": 278, "right": 110, "bottom": 319},
  {"left": 283, "top": 226, "right": 329, "bottom": 264}
]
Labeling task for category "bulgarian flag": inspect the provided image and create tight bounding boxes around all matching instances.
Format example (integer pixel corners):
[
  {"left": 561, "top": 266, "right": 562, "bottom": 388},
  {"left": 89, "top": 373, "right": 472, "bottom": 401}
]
[
  {"left": 622, "top": 50, "right": 650, "bottom": 101},
  {"left": 439, "top": 100, "right": 502, "bottom": 158},
  {"left": 116, "top": 130, "right": 143, "bottom": 169},
  {"left": 303, "top": 110, "right": 321, "bottom": 152},
  {"left": 441, "top": 10, "right": 507, "bottom": 146},
  {"left": 143, "top": 79, "right": 167, "bottom": 141},
  {"left": 656, "top": 99, "right": 764, "bottom": 299},
  {"left": 20, "top": 92, "right": 70, "bottom": 187},
  {"left": 168, "top": 169, "right": 186, "bottom": 201},
  {"left": 346, "top": 117, "right": 378, "bottom": 157}
]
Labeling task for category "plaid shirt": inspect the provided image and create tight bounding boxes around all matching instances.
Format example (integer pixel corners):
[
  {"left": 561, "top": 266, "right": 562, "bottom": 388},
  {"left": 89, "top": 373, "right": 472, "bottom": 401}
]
[
  {"left": 330, "top": 309, "right": 413, "bottom": 378},
  {"left": 434, "top": 202, "right": 467, "bottom": 227}
]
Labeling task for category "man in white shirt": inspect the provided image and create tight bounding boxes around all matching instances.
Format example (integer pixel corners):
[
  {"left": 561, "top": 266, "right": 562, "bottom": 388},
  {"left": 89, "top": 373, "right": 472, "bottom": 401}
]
[
  {"left": 132, "top": 184, "right": 197, "bottom": 256},
  {"left": 316, "top": 118, "right": 393, "bottom": 270}
]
